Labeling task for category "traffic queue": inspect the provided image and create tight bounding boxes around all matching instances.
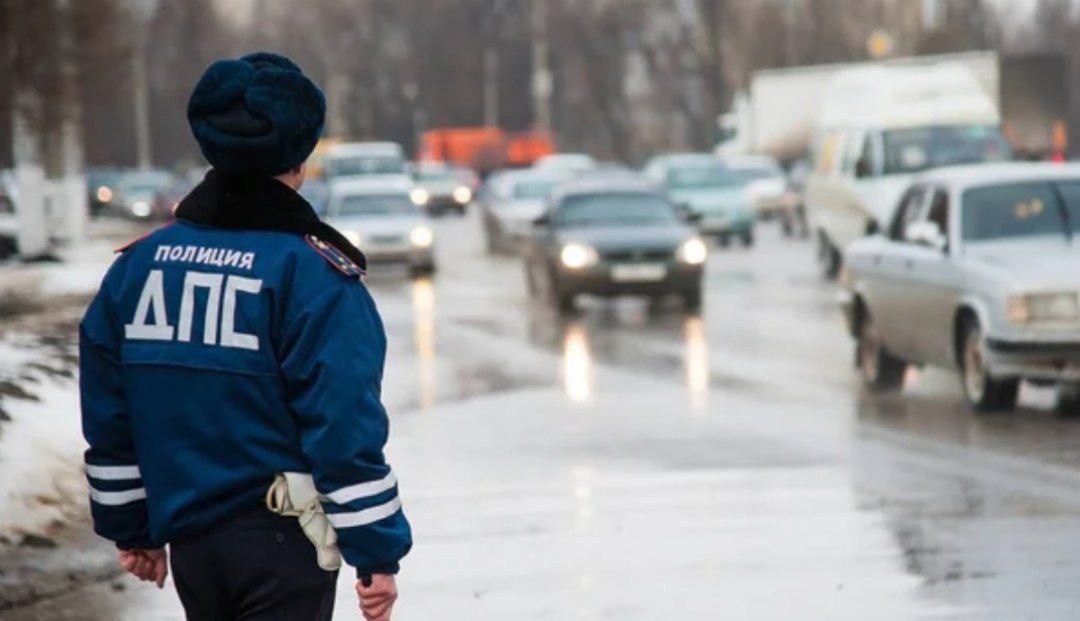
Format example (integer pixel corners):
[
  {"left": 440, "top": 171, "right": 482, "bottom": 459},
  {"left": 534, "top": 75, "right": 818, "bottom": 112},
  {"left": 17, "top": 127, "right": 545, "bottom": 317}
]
[
  {"left": 9, "top": 58, "right": 1078, "bottom": 420},
  {"left": 434, "top": 138, "right": 1080, "bottom": 419}
]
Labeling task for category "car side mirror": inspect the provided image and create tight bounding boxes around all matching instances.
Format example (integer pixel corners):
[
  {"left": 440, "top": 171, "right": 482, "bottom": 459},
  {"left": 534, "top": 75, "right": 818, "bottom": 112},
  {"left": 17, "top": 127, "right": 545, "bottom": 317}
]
[
  {"left": 533, "top": 212, "right": 551, "bottom": 227},
  {"left": 865, "top": 218, "right": 880, "bottom": 236},
  {"left": 854, "top": 157, "right": 872, "bottom": 179},
  {"left": 905, "top": 221, "right": 947, "bottom": 253}
]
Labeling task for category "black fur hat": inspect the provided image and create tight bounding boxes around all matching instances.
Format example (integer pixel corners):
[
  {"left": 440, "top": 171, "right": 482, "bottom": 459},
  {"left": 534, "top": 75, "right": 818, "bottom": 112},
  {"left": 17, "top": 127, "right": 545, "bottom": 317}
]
[{"left": 188, "top": 52, "right": 326, "bottom": 176}]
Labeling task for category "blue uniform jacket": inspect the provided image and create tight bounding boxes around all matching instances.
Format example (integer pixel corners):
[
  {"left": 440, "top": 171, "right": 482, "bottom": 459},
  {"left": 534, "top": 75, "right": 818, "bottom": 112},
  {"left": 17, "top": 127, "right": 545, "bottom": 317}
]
[{"left": 79, "top": 172, "right": 411, "bottom": 575}]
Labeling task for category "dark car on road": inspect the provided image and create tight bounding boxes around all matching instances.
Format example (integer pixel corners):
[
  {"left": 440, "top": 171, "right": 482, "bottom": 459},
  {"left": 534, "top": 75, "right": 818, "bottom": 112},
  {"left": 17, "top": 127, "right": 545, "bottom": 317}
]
[
  {"left": 524, "top": 177, "right": 708, "bottom": 313},
  {"left": 411, "top": 163, "right": 476, "bottom": 216}
]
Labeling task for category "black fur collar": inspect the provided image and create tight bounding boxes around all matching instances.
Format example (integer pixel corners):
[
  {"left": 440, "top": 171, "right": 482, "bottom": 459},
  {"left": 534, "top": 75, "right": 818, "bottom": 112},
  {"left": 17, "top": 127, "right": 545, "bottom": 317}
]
[{"left": 174, "top": 169, "right": 367, "bottom": 270}]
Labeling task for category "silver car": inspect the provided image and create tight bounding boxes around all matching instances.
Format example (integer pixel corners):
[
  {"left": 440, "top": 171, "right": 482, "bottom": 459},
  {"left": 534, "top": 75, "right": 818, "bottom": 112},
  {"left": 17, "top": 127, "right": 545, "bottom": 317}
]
[
  {"left": 325, "top": 177, "right": 436, "bottom": 276},
  {"left": 478, "top": 169, "right": 566, "bottom": 255},
  {"left": 841, "top": 163, "right": 1080, "bottom": 413}
]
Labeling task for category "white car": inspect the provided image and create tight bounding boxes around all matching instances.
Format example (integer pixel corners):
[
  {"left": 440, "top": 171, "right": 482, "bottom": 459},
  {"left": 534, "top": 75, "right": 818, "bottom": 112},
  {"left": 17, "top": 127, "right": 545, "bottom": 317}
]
[
  {"left": 324, "top": 177, "right": 436, "bottom": 276},
  {"left": 720, "top": 154, "right": 794, "bottom": 221},
  {"left": 323, "top": 142, "right": 409, "bottom": 181},
  {"left": 478, "top": 169, "right": 566, "bottom": 254},
  {"left": 534, "top": 153, "right": 596, "bottom": 175},
  {"left": 842, "top": 163, "right": 1080, "bottom": 414}
]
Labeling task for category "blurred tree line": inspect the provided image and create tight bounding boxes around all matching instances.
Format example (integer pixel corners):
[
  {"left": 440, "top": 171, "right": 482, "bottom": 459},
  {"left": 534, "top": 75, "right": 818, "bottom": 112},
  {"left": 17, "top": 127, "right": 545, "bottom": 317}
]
[{"left": 1, "top": 0, "right": 1079, "bottom": 170}]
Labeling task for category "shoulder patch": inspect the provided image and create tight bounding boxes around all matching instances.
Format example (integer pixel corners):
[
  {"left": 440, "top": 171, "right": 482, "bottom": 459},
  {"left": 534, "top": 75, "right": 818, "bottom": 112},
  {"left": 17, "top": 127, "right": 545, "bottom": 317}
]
[{"left": 305, "top": 234, "right": 365, "bottom": 277}]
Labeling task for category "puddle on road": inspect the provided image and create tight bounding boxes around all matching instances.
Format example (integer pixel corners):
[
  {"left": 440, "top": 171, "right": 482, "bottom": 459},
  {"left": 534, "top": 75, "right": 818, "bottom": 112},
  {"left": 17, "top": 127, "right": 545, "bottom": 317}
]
[
  {"left": 853, "top": 373, "right": 1080, "bottom": 471},
  {"left": 562, "top": 324, "right": 593, "bottom": 403},
  {"left": 454, "top": 301, "right": 769, "bottom": 408},
  {"left": 411, "top": 277, "right": 438, "bottom": 410}
]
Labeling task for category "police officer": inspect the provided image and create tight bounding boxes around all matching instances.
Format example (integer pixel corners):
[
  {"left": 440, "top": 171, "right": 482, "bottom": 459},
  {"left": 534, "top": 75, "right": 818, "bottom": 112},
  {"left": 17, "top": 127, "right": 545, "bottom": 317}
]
[{"left": 80, "top": 52, "right": 411, "bottom": 621}]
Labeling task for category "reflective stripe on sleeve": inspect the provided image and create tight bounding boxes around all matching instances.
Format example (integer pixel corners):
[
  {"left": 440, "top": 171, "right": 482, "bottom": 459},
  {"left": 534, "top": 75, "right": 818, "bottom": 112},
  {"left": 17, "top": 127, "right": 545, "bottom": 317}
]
[
  {"left": 325, "top": 472, "right": 397, "bottom": 505},
  {"left": 85, "top": 464, "right": 141, "bottom": 481},
  {"left": 89, "top": 486, "right": 147, "bottom": 506},
  {"left": 326, "top": 496, "right": 402, "bottom": 529}
]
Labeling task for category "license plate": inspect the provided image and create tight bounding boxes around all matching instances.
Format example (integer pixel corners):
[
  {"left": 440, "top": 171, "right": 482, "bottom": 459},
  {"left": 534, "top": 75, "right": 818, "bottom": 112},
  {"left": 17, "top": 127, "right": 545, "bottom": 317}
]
[
  {"left": 611, "top": 263, "right": 667, "bottom": 282},
  {"left": 370, "top": 235, "right": 403, "bottom": 245}
]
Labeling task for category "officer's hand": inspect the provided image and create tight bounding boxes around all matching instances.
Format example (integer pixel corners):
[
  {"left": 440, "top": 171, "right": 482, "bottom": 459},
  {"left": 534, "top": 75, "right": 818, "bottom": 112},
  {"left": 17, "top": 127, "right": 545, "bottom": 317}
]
[
  {"left": 118, "top": 548, "right": 168, "bottom": 588},
  {"left": 356, "top": 574, "right": 397, "bottom": 621}
]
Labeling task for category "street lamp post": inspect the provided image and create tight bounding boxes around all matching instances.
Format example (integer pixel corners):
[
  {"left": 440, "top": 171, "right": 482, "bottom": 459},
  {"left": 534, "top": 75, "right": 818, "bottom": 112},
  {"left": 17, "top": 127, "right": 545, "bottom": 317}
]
[
  {"left": 481, "top": 0, "right": 510, "bottom": 128},
  {"left": 128, "top": 0, "right": 159, "bottom": 170},
  {"left": 530, "top": 0, "right": 552, "bottom": 132}
]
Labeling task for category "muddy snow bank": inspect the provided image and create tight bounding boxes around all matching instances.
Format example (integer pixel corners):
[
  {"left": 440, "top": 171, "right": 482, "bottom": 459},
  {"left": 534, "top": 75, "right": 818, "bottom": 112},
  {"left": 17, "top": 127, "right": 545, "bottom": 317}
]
[{"left": 0, "top": 336, "right": 87, "bottom": 540}]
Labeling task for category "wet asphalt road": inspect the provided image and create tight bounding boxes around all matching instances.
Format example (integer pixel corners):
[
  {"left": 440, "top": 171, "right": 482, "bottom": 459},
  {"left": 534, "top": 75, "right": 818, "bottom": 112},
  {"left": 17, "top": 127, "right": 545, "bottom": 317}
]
[{"left": 12, "top": 212, "right": 1080, "bottom": 619}]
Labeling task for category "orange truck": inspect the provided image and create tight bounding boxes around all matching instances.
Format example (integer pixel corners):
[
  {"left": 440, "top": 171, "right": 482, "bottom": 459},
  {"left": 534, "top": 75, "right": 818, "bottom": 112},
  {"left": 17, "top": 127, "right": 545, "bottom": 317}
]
[{"left": 418, "top": 127, "right": 555, "bottom": 173}]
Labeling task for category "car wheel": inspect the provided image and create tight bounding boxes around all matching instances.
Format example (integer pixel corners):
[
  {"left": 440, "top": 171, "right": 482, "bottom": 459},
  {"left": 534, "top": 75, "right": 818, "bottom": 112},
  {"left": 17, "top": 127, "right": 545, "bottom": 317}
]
[
  {"left": 959, "top": 318, "right": 1018, "bottom": 413},
  {"left": 857, "top": 311, "right": 906, "bottom": 392},
  {"left": 553, "top": 282, "right": 576, "bottom": 314},
  {"left": 818, "top": 233, "right": 841, "bottom": 280},
  {"left": 1057, "top": 384, "right": 1080, "bottom": 417},
  {"left": 682, "top": 287, "right": 703, "bottom": 313},
  {"left": 781, "top": 216, "right": 794, "bottom": 238},
  {"left": 741, "top": 231, "right": 754, "bottom": 247},
  {"left": 0, "top": 236, "right": 16, "bottom": 260}
]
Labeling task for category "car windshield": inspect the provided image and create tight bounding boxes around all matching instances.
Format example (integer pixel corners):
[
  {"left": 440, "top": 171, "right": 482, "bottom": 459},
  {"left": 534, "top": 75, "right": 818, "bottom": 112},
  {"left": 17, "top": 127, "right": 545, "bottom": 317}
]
[
  {"left": 556, "top": 193, "right": 679, "bottom": 227},
  {"left": 962, "top": 181, "right": 1080, "bottom": 241},
  {"left": 416, "top": 170, "right": 458, "bottom": 182},
  {"left": 121, "top": 174, "right": 171, "bottom": 195},
  {"left": 733, "top": 165, "right": 782, "bottom": 182},
  {"left": 883, "top": 125, "right": 1012, "bottom": 175},
  {"left": 512, "top": 180, "right": 556, "bottom": 200},
  {"left": 334, "top": 194, "right": 416, "bottom": 217},
  {"left": 327, "top": 156, "right": 406, "bottom": 177},
  {"left": 667, "top": 166, "right": 740, "bottom": 189}
]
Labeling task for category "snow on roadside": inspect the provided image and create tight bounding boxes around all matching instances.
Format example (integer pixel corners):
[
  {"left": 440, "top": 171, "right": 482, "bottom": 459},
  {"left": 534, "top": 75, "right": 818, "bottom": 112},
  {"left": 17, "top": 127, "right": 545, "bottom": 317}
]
[
  {"left": 0, "top": 225, "right": 154, "bottom": 540},
  {"left": 0, "top": 337, "right": 87, "bottom": 539},
  {"left": 41, "top": 237, "right": 121, "bottom": 296},
  {"left": 0, "top": 237, "right": 118, "bottom": 302}
]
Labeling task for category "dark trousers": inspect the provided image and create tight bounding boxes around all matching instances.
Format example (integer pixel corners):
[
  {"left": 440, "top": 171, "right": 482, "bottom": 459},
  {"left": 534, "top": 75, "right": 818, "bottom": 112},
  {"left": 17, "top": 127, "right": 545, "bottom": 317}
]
[{"left": 170, "top": 508, "right": 338, "bottom": 621}]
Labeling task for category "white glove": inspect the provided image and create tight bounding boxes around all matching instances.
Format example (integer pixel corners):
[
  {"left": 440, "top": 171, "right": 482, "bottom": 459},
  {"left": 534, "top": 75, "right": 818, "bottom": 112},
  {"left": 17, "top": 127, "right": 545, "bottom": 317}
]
[{"left": 265, "top": 472, "right": 342, "bottom": 571}]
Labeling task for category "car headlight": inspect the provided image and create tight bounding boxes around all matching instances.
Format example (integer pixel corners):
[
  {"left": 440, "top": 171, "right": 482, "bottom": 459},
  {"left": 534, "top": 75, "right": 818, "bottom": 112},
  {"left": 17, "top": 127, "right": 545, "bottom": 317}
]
[
  {"left": 343, "top": 230, "right": 362, "bottom": 248},
  {"left": 677, "top": 237, "right": 708, "bottom": 265},
  {"left": 560, "top": 243, "right": 599, "bottom": 269},
  {"left": 410, "top": 188, "right": 430, "bottom": 206},
  {"left": 95, "top": 186, "right": 113, "bottom": 203},
  {"left": 1007, "top": 293, "right": 1080, "bottom": 324},
  {"left": 131, "top": 200, "right": 151, "bottom": 218},
  {"left": 453, "top": 186, "right": 472, "bottom": 204},
  {"left": 410, "top": 225, "right": 434, "bottom": 248}
]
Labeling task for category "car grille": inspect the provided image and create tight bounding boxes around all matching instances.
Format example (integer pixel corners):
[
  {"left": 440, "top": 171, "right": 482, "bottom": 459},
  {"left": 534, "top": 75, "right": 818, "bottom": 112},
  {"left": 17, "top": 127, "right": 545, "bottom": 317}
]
[{"left": 601, "top": 249, "right": 673, "bottom": 262}]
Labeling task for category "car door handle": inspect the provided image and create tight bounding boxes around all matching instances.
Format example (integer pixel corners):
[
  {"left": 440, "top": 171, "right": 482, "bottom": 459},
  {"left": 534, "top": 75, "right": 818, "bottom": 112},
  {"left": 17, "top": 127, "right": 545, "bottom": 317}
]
[
  {"left": 904, "top": 259, "right": 914, "bottom": 270},
  {"left": 872, "top": 255, "right": 882, "bottom": 266}
]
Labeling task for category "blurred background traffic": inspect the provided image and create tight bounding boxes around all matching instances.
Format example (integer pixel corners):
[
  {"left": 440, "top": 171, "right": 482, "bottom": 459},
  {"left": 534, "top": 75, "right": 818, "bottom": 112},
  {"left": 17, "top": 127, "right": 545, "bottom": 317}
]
[{"left": 5, "top": 1, "right": 1080, "bottom": 618}]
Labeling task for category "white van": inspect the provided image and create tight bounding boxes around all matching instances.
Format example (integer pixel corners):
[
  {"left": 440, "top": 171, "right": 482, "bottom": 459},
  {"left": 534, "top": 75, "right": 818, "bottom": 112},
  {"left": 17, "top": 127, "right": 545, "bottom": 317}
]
[{"left": 805, "top": 63, "right": 1012, "bottom": 277}]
